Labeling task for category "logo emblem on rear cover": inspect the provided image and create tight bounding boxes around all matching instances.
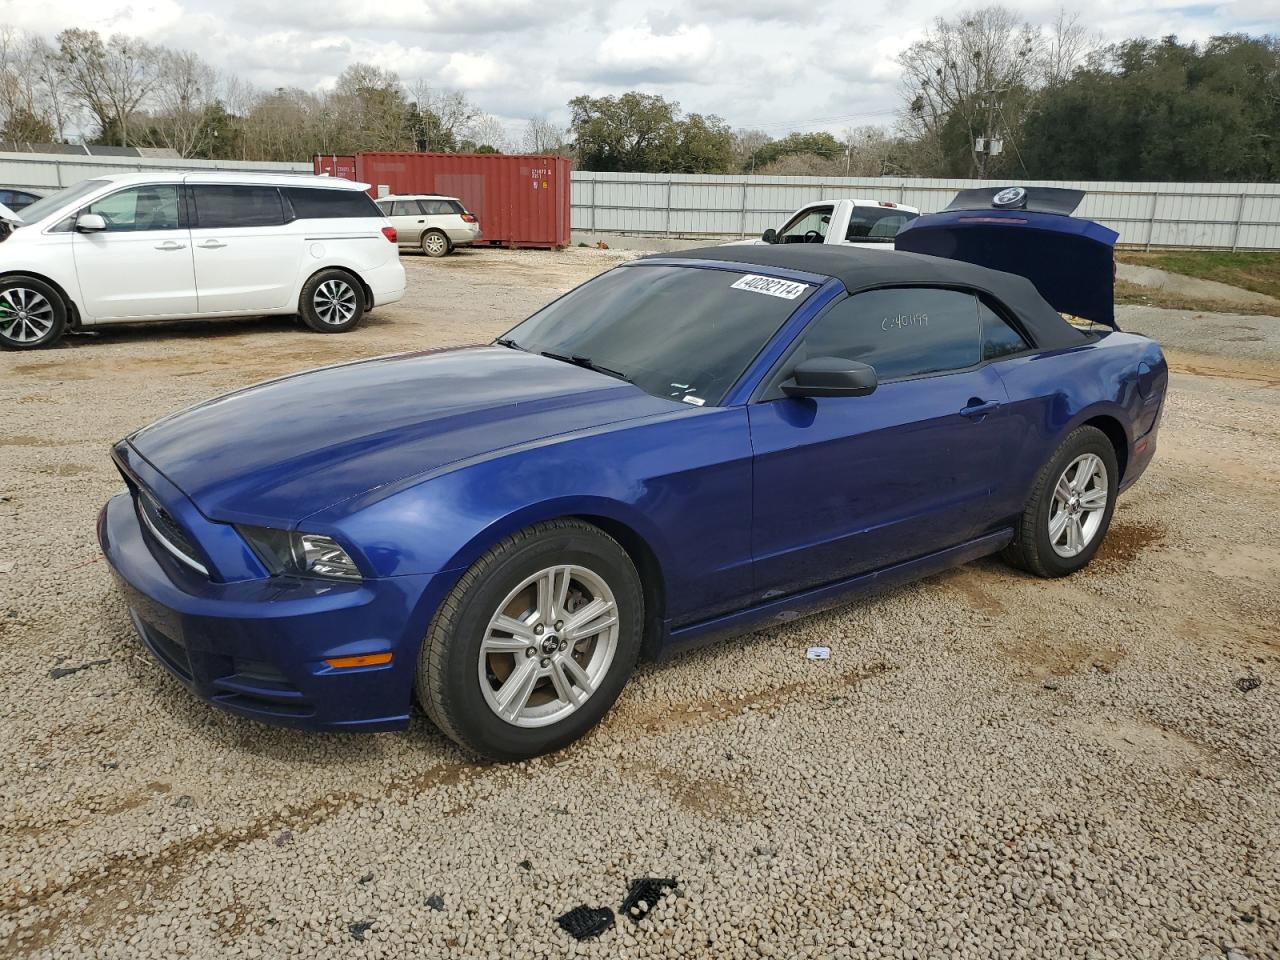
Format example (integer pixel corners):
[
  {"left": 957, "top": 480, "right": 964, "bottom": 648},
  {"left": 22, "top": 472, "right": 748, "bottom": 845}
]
[{"left": 992, "top": 186, "right": 1027, "bottom": 208}]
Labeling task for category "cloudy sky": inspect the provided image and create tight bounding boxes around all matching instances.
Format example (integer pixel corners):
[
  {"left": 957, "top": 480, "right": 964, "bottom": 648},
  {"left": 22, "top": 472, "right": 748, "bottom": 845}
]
[{"left": 1, "top": 0, "right": 1274, "bottom": 139}]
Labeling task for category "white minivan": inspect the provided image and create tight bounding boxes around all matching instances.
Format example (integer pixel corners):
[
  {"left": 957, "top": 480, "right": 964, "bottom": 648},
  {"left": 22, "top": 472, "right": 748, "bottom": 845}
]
[{"left": 0, "top": 172, "right": 406, "bottom": 350}]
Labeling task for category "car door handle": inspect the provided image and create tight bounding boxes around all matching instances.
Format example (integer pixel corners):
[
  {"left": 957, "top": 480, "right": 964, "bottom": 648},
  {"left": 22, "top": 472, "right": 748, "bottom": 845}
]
[
  {"left": 154, "top": 241, "right": 187, "bottom": 251},
  {"left": 960, "top": 399, "right": 1000, "bottom": 419},
  {"left": 417, "top": 219, "right": 425, "bottom": 223},
  {"left": 198, "top": 240, "right": 227, "bottom": 249}
]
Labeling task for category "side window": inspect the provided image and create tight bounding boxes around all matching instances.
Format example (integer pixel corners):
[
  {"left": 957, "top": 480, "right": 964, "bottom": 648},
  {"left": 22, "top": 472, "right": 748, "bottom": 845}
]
[
  {"left": 778, "top": 205, "right": 833, "bottom": 244},
  {"left": 85, "top": 185, "right": 181, "bottom": 232},
  {"left": 286, "top": 187, "right": 382, "bottom": 219},
  {"left": 392, "top": 200, "right": 422, "bottom": 216},
  {"left": 445, "top": 200, "right": 466, "bottom": 214},
  {"left": 979, "top": 300, "right": 1030, "bottom": 360},
  {"left": 420, "top": 199, "right": 452, "bottom": 215},
  {"left": 775, "top": 288, "right": 982, "bottom": 390},
  {"left": 191, "top": 185, "right": 284, "bottom": 229}
]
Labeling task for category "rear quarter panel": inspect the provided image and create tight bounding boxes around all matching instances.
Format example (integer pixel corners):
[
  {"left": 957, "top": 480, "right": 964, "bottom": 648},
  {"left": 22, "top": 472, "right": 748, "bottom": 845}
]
[{"left": 989, "top": 332, "right": 1167, "bottom": 525}]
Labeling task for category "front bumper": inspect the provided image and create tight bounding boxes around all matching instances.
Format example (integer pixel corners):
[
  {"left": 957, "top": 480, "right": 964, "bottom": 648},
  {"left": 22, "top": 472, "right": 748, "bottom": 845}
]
[{"left": 98, "top": 492, "right": 447, "bottom": 732}]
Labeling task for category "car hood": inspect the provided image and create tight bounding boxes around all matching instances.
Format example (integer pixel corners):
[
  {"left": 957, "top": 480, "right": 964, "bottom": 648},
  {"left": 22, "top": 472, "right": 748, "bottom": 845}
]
[{"left": 128, "top": 346, "right": 678, "bottom": 525}]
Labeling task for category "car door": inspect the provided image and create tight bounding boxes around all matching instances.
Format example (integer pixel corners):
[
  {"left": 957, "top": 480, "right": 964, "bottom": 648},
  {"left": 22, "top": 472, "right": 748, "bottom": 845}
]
[
  {"left": 393, "top": 199, "right": 430, "bottom": 246},
  {"left": 71, "top": 183, "right": 197, "bottom": 320},
  {"left": 776, "top": 205, "right": 834, "bottom": 244},
  {"left": 748, "top": 287, "right": 1018, "bottom": 600},
  {"left": 187, "top": 183, "right": 302, "bottom": 314}
]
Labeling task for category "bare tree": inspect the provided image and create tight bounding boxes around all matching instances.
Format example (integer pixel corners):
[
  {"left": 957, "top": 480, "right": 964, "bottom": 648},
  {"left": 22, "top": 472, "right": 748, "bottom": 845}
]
[
  {"left": 407, "top": 79, "right": 478, "bottom": 150},
  {"left": 521, "top": 116, "right": 569, "bottom": 154},
  {"left": 56, "top": 28, "right": 160, "bottom": 146},
  {"left": 1040, "top": 9, "right": 1102, "bottom": 86},
  {"left": 143, "top": 50, "right": 218, "bottom": 156},
  {"left": 897, "top": 6, "right": 1041, "bottom": 176}
]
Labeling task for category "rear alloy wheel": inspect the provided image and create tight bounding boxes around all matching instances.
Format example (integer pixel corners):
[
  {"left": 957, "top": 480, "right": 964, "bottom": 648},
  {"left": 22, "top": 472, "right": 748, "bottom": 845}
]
[
  {"left": 1002, "top": 425, "right": 1119, "bottom": 577},
  {"left": 0, "top": 277, "right": 66, "bottom": 350},
  {"left": 417, "top": 519, "right": 642, "bottom": 761},
  {"left": 421, "top": 230, "right": 450, "bottom": 258},
  {"left": 299, "top": 270, "right": 365, "bottom": 333}
]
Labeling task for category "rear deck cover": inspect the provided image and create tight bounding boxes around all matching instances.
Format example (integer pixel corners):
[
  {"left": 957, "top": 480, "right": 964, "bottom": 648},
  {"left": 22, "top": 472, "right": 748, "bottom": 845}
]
[{"left": 895, "top": 186, "right": 1119, "bottom": 328}]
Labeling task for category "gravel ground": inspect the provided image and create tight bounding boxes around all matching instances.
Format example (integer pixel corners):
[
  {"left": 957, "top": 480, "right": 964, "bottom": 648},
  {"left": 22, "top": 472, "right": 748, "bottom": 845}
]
[{"left": 2, "top": 247, "right": 1278, "bottom": 959}]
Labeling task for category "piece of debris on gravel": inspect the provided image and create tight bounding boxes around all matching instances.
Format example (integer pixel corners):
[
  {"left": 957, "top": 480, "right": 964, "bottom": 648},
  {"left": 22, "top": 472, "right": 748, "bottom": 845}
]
[
  {"left": 425, "top": 895, "right": 445, "bottom": 911},
  {"left": 47, "top": 658, "right": 110, "bottom": 679},
  {"left": 556, "top": 905, "right": 615, "bottom": 940},
  {"left": 1236, "top": 676, "right": 1263, "bottom": 693},
  {"left": 621, "top": 878, "right": 678, "bottom": 924},
  {"left": 347, "top": 920, "right": 373, "bottom": 942}
]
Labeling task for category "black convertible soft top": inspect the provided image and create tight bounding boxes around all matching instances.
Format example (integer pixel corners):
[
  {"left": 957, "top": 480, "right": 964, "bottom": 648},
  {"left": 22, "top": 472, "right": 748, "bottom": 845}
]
[{"left": 656, "top": 244, "right": 1090, "bottom": 351}]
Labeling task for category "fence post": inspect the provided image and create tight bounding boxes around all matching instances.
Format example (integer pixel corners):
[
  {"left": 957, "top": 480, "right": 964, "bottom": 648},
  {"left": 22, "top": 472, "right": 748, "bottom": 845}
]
[
  {"left": 664, "top": 178, "right": 672, "bottom": 237},
  {"left": 739, "top": 179, "right": 749, "bottom": 237},
  {"left": 590, "top": 176, "right": 597, "bottom": 233},
  {"left": 1231, "top": 193, "right": 1245, "bottom": 252},
  {"left": 1145, "top": 191, "right": 1159, "bottom": 251}
]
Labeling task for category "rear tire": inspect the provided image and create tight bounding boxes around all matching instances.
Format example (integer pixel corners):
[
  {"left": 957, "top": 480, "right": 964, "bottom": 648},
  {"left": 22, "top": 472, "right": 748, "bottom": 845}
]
[
  {"left": 416, "top": 519, "right": 643, "bottom": 761},
  {"left": 421, "top": 230, "right": 450, "bottom": 258},
  {"left": 299, "top": 269, "right": 365, "bottom": 333},
  {"left": 1002, "top": 425, "right": 1119, "bottom": 577},
  {"left": 0, "top": 276, "right": 66, "bottom": 350}
]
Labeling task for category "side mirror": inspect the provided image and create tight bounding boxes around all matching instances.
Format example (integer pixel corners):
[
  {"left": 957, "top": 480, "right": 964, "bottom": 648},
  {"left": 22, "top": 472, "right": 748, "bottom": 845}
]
[
  {"left": 782, "top": 357, "right": 878, "bottom": 399},
  {"left": 76, "top": 213, "right": 107, "bottom": 233},
  {"left": 761, "top": 227, "right": 777, "bottom": 244}
]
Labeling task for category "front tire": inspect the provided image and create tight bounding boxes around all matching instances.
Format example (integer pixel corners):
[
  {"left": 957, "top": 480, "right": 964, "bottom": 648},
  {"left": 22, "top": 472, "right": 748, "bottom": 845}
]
[
  {"left": 416, "top": 519, "right": 643, "bottom": 761},
  {"left": 421, "top": 230, "right": 450, "bottom": 258},
  {"left": 299, "top": 269, "right": 365, "bottom": 333},
  {"left": 1003, "top": 425, "right": 1119, "bottom": 577},
  {"left": 0, "top": 276, "right": 66, "bottom": 350}
]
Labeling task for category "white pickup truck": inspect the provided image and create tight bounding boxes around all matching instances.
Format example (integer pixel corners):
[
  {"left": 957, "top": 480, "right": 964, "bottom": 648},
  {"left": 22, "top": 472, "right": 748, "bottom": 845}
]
[{"left": 731, "top": 198, "right": 920, "bottom": 250}]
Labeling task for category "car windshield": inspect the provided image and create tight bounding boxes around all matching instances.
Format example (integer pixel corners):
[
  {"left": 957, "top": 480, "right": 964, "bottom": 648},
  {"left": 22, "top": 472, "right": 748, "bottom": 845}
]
[
  {"left": 8, "top": 179, "right": 108, "bottom": 225},
  {"left": 499, "top": 264, "right": 814, "bottom": 406}
]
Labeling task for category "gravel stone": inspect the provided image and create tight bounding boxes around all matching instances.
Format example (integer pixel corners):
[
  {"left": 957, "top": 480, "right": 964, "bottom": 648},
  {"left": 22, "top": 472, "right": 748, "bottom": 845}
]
[{"left": 0, "top": 249, "right": 1277, "bottom": 959}]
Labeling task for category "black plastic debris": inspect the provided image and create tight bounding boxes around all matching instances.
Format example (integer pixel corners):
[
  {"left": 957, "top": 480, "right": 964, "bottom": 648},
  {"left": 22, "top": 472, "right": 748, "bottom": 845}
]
[
  {"left": 348, "top": 920, "right": 373, "bottom": 942},
  {"left": 518, "top": 859, "right": 532, "bottom": 871},
  {"left": 1235, "top": 677, "right": 1262, "bottom": 693},
  {"left": 425, "top": 895, "right": 445, "bottom": 912},
  {"left": 621, "top": 877, "right": 678, "bottom": 924},
  {"left": 555, "top": 905, "right": 614, "bottom": 940},
  {"left": 357, "top": 872, "right": 374, "bottom": 884},
  {"left": 49, "top": 658, "right": 110, "bottom": 679}
]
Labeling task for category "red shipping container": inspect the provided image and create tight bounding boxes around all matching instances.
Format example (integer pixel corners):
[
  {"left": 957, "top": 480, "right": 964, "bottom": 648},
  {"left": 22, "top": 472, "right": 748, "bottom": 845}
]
[
  {"left": 335, "top": 152, "right": 572, "bottom": 249},
  {"left": 313, "top": 154, "right": 358, "bottom": 181}
]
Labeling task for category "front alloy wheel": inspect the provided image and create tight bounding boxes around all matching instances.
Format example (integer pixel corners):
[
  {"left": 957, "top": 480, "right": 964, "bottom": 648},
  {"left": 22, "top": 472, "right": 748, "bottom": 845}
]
[
  {"left": 417, "top": 519, "right": 642, "bottom": 761},
  {"left": 0, "top": 278, "right": 67, "bottom": 350},
  {"left": 479, "top": 564, "right": 620, "bottom": 727}
]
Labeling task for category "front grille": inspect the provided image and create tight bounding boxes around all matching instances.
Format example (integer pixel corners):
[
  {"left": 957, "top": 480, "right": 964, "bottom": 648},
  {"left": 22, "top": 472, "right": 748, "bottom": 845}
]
[{"left": 136, "top": 490, "right": 207, "bottom": 575}]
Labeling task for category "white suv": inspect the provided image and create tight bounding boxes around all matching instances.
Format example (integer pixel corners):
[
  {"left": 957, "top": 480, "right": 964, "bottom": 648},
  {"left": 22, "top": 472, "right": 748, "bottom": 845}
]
[
  {"left": 0, "top": 172, "right": 405, "bottom": 350},
  {"left": 375, "top": 194, "right": 481, "bottom": 257}
]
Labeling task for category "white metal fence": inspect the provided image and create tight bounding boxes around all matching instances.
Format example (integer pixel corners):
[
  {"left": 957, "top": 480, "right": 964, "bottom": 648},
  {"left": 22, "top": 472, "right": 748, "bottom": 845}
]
[
  {"left": 5, "top": 153, "right": 1277, "bottom": 251},
  {"left": 571, "top": 172, "right": 1280, "bottom": 251},
  {"left": 0, "top": 152, "right": 311, "bottom": 193}
]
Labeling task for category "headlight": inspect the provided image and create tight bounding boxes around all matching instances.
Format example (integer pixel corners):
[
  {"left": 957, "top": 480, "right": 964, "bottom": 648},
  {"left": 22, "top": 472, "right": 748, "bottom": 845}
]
[{"left": 237, "top": 525, "right": 362, "bottom": 582}]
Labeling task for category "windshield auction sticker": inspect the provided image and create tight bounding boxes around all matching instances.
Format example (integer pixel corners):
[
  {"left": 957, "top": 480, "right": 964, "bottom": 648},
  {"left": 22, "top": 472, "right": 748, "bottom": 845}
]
[{"left": 730, "top": 275, "right": 809, "bottom": 300}]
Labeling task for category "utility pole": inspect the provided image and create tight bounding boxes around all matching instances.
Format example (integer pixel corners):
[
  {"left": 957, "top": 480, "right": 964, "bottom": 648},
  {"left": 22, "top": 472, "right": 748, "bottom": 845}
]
[{"left": 975, "top": 87, "right": 1006, "bottom": 179}]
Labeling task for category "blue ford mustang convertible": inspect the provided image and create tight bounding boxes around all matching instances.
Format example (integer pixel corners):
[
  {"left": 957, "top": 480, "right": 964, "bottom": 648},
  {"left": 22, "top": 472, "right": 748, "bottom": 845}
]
[{"left": 99, "top": 217, "right": 1167, "bottom": 760}]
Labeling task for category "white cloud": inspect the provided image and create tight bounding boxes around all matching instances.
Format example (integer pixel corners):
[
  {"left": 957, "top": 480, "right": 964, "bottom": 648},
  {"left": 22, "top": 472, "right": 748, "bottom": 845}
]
[
  {"left": 0, "top": 0, "right": 1270, "bottom": 137},
  {"left": 595, "top": 22, "right": 716, "bottom": 82}
]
